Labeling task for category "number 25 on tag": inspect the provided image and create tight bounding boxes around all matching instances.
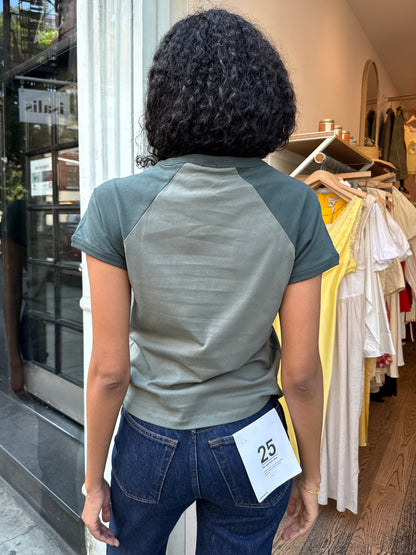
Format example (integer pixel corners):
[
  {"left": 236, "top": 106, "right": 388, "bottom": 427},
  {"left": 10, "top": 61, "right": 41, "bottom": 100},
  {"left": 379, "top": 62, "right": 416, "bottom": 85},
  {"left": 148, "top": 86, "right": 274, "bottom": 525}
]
[{"left": 258, "top": 439, "right": 276, "bottom": 463}]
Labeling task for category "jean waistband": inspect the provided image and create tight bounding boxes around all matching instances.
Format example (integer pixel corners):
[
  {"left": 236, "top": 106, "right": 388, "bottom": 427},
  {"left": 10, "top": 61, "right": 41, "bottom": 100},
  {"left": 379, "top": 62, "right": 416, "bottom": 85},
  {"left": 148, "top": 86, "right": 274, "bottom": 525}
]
[{"left": 123, "top": 395, "right": 286, "bottom": 436}]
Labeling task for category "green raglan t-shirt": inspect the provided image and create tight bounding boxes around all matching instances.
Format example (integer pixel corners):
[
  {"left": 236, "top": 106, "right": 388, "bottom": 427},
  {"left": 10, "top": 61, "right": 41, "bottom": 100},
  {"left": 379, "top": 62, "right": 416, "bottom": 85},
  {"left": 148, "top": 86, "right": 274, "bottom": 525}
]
[{"left": 72, "top": 154, "right": 339, "bottom": 429}]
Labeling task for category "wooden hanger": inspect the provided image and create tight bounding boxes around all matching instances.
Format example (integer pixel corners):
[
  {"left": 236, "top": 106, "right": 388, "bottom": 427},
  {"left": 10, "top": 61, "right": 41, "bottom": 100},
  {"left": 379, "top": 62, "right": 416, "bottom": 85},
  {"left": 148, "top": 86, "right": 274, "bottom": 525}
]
[
  {"left": 338, "top": 179, "right": 367, "bottom": 199},
  {"left": 304, "top": 170, "right": 354, "bottom": 202},
  {"left": 406, "top": 114, "right": 416, "bottom": 128},
  {"left": 370, "top": 172, "right": 396, "bottom": 183},
  {"left": 362, "top": 181, "right": 393, "bottom": 207},
  {"left": 335, "top": 171, "right": 372, "bottom": 180}
]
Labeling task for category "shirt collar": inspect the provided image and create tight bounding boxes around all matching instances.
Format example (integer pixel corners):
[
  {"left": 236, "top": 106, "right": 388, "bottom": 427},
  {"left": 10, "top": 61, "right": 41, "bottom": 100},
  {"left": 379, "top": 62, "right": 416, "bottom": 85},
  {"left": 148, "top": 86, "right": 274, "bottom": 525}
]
[{"left": 159, "top": 154, "right": 265, "bottom": 168}]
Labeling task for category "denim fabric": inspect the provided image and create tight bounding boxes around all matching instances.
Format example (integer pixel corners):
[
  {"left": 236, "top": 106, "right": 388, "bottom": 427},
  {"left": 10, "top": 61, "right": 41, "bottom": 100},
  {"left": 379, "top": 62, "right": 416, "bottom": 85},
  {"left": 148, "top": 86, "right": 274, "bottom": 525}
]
[{"left": 108, "top": 397, "right": 292, "bottom": 555}]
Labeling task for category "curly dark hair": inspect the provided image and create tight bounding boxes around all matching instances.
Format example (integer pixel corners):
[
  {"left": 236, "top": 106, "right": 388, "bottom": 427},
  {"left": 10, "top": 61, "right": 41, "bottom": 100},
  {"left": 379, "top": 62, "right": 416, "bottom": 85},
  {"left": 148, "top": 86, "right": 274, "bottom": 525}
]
[{"left": 137, "top": 9, "right": 296, "bottom": 167}]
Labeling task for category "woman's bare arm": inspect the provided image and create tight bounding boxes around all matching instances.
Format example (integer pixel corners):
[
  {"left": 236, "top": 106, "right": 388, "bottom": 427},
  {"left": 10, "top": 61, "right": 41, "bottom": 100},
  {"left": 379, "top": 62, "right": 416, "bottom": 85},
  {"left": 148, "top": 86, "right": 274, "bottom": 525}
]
[
  {"left": 279, "top": 275, "right": 323, "bottom": 540},
  {"left": 82, "top": 255, "right": 131, "bottom": 546}
]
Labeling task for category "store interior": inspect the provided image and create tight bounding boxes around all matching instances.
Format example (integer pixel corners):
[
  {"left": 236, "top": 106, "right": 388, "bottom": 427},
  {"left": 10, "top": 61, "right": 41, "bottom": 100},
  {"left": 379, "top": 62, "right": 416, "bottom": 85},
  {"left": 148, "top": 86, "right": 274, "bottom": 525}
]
[{"left": 191, "top": 1, "right": 416, "bottom": 554}]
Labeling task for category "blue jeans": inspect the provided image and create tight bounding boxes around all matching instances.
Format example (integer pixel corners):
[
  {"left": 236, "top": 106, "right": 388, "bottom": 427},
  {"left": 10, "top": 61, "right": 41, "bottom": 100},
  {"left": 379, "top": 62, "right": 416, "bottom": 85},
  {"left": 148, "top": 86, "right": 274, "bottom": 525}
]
[{"left": 108, "top": 397, "right": 292, "bottom": 554}]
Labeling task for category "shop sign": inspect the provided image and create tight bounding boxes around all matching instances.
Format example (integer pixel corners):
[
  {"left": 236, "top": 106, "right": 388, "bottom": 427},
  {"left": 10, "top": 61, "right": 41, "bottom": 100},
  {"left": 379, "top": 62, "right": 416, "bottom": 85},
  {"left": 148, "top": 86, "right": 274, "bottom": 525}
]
[
  {"left": 30, "top": 157, "right": 53, "bottom": 197},
  {"left": 18, "top": 88, "right": 71, "bottom": 125}
]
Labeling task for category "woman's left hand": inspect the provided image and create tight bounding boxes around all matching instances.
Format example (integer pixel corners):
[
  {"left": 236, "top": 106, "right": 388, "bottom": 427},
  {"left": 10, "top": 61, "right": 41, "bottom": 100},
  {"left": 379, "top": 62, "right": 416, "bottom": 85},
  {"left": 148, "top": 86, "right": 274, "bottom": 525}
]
[
  {"left": 281, "top": 476, "right": 320, "bottom": 540},
  {"left": 82, "top": 479, "right": 120, "bottom": 547}
]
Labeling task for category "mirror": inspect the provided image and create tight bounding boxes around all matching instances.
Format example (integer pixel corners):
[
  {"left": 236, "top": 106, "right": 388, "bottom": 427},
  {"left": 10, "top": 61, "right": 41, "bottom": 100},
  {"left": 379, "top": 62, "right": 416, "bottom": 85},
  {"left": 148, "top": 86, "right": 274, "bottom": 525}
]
[{"left": 359, "top": 60, "right": 379, "bottom": 147}]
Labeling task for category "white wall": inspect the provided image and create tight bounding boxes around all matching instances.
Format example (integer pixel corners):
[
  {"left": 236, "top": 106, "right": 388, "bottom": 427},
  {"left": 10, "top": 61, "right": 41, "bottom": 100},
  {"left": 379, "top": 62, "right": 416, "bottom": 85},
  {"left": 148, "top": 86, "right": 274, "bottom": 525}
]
[
  {"left": 76, "top": 1, "right": 190, "bottom": 553},
  {"left": 192, "top": 0, "right": 399, "bottom": 141}
]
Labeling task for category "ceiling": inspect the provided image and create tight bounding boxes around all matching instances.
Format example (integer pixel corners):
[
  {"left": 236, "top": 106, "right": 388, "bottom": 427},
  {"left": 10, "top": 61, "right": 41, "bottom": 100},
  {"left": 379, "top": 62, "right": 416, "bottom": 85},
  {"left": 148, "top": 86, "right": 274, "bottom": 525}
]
[{"left": 347, "top": 0, "right": 416, "bottom": 97}]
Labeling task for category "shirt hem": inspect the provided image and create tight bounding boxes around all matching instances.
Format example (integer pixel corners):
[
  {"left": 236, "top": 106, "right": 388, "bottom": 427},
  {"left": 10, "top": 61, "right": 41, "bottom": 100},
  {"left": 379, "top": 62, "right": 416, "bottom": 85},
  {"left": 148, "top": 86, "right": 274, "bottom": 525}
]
[
  {"left": 71, "top": 237, "right": 126, "bottom": 269},
  {"left": 289, "top": 254, "right": 339, "bottom": 284},
  {"left": 123, "top": 395, "right": 280, "bottom": 430}
]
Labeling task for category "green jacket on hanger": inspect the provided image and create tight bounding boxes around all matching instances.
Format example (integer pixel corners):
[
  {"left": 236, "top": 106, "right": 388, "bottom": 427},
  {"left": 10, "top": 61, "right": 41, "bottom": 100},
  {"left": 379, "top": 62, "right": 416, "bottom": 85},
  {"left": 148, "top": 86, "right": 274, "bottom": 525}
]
[
  {"left": 380, "top": 108, "right": 394, "bottom": 161},
  {"left": 388, "top": 106, "right": 408, "bottom": 180}
]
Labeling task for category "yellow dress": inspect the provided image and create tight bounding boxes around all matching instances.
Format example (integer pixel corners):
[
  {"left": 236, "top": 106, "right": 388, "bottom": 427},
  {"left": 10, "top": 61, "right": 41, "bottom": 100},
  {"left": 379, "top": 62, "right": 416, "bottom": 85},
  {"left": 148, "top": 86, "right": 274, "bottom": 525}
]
[
  {"left": 359, "top": 358, "right": 376, "bottom": 446},
  {"left": 274, "top": 195, "right": 362, "bottom": 454},
  {"left": 317, "top": 193, "right": 348, "bottom": 225},
  {"left": 404, "top": 124, "right": 416, "bottom": 175}
]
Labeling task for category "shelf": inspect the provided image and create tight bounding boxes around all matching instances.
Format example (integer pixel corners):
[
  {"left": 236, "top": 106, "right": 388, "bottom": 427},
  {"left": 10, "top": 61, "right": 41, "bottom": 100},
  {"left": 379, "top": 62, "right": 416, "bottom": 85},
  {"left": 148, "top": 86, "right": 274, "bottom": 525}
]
[
  {"left": 267, "top": 132, "right": 375, "bottom": 177},
  {"left": 370, "top": 158, "right": 396, "bottom": 177},
  {"left": 286, "top": 132, "right": 373, "bottom": 176}
]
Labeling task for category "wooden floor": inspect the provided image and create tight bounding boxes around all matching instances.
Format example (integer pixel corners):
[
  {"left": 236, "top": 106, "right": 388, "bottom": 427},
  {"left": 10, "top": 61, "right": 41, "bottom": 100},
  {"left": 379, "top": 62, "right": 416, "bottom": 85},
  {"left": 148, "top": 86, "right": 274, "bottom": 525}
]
[{"left": 272, "top": 342, "right": 416, "bottom": 555}]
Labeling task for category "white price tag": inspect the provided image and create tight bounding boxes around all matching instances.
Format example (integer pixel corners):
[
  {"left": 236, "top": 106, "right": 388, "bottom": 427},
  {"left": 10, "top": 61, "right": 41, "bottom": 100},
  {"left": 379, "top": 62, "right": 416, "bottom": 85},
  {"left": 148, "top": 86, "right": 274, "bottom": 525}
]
[{"left": 233, "top": 408, "right": 301, "bottom": 503}]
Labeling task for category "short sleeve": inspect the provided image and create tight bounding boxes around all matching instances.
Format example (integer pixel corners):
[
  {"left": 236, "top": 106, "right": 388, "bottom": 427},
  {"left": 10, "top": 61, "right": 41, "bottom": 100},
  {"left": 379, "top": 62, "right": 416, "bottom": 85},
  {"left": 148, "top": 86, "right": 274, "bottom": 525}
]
[
  {"left": 289, "top": 190, "right": 339, "bottom": 283},
  {"left": 71, "top": 184, "right": 126, "bottom": 269}
]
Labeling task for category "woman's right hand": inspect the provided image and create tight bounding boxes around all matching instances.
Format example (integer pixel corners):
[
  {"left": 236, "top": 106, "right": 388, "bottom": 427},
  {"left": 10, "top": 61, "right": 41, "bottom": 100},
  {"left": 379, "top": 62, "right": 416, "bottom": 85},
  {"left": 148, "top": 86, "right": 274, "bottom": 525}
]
[
  {"left": 82, "top": 479, "right": 120, "bottom": 547},
  {"left": 281, "top": 476, "right": 320, "bottom": 540}
]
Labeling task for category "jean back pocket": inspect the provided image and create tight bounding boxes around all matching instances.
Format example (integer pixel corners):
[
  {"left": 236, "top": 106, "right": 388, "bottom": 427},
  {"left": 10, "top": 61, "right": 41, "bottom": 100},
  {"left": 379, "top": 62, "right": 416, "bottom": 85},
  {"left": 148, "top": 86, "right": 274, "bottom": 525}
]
[
  {"left": 209, "top": 434, "right": 291, "bottom": 508},
  {"left": 111, "top": 410, "right": 178, "bottom": 504}
]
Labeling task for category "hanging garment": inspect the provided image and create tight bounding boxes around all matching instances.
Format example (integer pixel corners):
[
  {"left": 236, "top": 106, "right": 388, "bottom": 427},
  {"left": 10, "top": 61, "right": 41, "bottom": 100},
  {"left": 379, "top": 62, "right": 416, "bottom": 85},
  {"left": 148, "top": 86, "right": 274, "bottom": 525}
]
[
  {"left": 367, "top": 188, "right": 407, "bottom": 298},
  {"left": 359, "top": 358, "right": 376, "bottom": 447},
  {"left": 385, "top": 211, "right": 412, "bottom": 260},
  {"left": 405, "top": 237, "right": 416, "bottom": 298},
  {"left": 404, "top": 123, "right": 416, "bottom": 175},
  {"left": 273, "top": 196, "right": 360, "bottom": 459},
  {"left": 319, "top": 286, "right": 365, "bottom": 513},
  {"left": 380, "top": 108, "right": 395, "bottom": 161},
  {"left": 388, "top": 107, "right": 408, "bottom": 180},
  {"left": 370, "top": 200, "right": 402, "bottom": 271},
  {"left": 405, "top": 237, "right": 416, "bottom": 325},
  {"left": 406, "top": 288, "right": 416, "bottom": 324},
  {"left": 317, "top": 192, "right": 348, "bottom": 224},
  {"left": 379, "top": 258, "right": 406, "bottom": 297},
  {"left": 319, "top": 198, "right": 372, "bottom": 514},
  {"left": 378, "top": 207, "right": 410, "bottom": 378},
  {"left": 383, "top": 207, "right": 411, "bottom": 377},
  {"left": 363, "top": 203, "right": 396, "bottom": 358},
  {"left": 386, "top": 292, "right": 403, "bottom": 377},
  {"left": 399, "top": 262, "right": 411, "bottom": 313},
  {"left": 318, "top": 196, "right": 363, "bottom": 421},
  {"left": 391, "top": 187, "right": 416, "bottom": 243}
]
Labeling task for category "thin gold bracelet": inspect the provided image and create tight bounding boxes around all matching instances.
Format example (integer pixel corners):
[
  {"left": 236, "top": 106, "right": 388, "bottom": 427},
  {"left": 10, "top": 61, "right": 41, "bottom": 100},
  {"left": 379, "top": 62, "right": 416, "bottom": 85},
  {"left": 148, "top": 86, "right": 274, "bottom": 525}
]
[{"left": 304, "top": 485, "right": 321, "bottom": 495}]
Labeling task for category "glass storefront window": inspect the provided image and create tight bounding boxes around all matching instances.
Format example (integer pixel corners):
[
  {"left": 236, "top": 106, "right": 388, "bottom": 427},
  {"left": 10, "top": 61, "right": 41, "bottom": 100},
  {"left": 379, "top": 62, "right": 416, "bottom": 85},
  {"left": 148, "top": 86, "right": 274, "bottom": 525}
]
[
  {"left": 27, "top": 263, "right": 55, "bottom": 316},
  {"left": 60, "top": 326, "right": 83, "bottom": 386},
  {"left": 28, "top": 153, "right": 53, "bottom": 205},
  {"left": 28, "top": 210, "right": 54, "bottom": 260},
  {"left": 1, "top": 0, "right": 82, "bottom": 411},
  {"left": 57, "top": 85, "right": 78, "bottom": 143},
  {"left": 58, "top": 211, "right": 80, "bottom": 263},
  {"left": 2, "top": 0, "right": 77, "bottom": 71},
  {"left": 27, "top": 121, "right": 52, "bottom": 151},
  {"left": 58, "top": 269, "right": 82, "bottom": 324},
  {"left": 58, "top": 147, "right": 79, "bottom": 206}
]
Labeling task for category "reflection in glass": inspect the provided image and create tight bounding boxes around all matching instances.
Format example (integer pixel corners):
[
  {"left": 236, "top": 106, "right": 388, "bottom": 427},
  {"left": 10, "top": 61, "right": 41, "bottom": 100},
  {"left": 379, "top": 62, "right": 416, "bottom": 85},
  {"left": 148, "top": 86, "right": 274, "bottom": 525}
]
[
  {"left": 27, "top": 122, "right": 52, "bottom": 151},
  {"left": 27, "top": 264, "right": 55, "bottom": 316},
  {"left": 45, "top": 321, "right": 56, "bottom": 370},
  {"left": 57, "top": 85, "right": 78, "bottom": 143},
  {"left": 59, "top": 270, "right": 82, "bottom": 324},
  {"left": 29, "top": 211, "right": 54, "bottom": 260},
  {"left": 21, "top": 318, "right": 54, "bottom": 370},
  {"left": 1, "top": 0, "right": 77, "bottom": 70},
  {"left": 60, "top": 327, "right": 83, "bottom": 386},
  {"left": 58, "top": 212, "right": 81, "bottom": 262},
  {"left": 58, "top": 148, "right": 79, "bottom": 206},
  {"left": 29, "top": 154, "right": 53, "bottom": 205}
]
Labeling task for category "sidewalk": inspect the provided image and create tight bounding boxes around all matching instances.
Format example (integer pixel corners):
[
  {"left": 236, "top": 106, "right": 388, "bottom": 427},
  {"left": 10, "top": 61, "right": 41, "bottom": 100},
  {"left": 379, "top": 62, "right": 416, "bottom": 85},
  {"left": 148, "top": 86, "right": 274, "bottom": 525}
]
[{"left": 0, "top": 475, "right": 78, "bottom": 555}]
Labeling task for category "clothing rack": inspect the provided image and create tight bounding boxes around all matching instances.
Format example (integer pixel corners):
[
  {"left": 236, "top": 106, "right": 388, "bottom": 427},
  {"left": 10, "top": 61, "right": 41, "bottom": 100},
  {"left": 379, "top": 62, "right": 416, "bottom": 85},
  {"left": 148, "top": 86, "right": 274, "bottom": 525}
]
[{"left": 383, "top": 94, "right": 416, "bottom": 103}]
